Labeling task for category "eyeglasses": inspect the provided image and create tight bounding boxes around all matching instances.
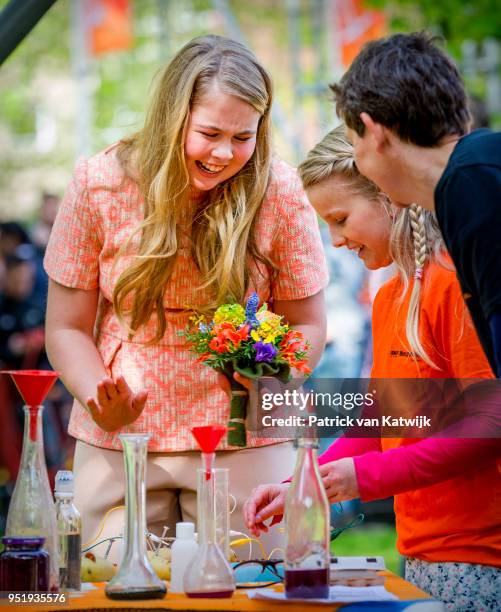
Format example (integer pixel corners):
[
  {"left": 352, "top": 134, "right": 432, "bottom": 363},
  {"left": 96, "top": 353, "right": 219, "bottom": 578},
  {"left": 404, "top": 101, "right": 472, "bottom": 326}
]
[{"left": 232, "top": 559, "right": 284, "bottom": 589}]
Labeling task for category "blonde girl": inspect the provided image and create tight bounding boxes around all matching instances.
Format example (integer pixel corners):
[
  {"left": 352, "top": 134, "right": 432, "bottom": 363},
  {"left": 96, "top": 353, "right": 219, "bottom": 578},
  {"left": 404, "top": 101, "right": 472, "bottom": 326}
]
[
  {"left": 244, "top": 126, "right": 499, "bottom": 610},
  {"left": 44, "top": 35, "right": 328, "bottom": 554}
]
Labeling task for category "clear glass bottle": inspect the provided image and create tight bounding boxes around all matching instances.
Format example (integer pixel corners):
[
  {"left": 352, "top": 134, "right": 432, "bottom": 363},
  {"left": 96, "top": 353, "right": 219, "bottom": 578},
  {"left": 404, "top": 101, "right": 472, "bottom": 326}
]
[
  {"left": 105, "top": 434, "right": 166, "bottom": 600},
  {"left": 54, "top": 470, "right": 81, "bottom": 591},
  {"left": 284, "top": 437, "right": 330, "bottom": 599},
  {"left": 6, "top": 405, "right": 59, "bottom": 592},
  {"left": 183, "top": 468, "right": 235, "bottom": 598}
]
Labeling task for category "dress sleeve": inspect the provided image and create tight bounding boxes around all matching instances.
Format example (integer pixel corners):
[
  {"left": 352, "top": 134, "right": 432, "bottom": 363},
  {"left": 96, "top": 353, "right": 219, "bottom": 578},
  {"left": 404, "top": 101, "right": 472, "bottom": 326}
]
[
  {"left": 269, "top": 169, "right": 329, "bottom": 300},
  {"left": 44, "top": 158, "right": 102, "bottom": 290}
]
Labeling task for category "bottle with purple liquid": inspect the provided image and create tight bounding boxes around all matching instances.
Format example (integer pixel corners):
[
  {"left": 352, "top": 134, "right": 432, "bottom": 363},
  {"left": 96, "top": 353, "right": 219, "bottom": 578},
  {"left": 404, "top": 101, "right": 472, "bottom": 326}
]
[{"left": 284, "top": 437, "right": 330, "bottom": 599}]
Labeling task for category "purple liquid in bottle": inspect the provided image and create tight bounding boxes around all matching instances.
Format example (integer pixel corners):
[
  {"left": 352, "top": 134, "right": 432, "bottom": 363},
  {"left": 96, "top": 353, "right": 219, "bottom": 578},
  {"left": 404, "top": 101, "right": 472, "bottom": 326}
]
[
  {"left": 186, "top": 589, "right": 234, "bottom": 598},
  {"left": 0, "top": 537, "right": 50, "bottom": 592},
  {"left": 285, "top": 568, "right": 329, "bottom": 599}
]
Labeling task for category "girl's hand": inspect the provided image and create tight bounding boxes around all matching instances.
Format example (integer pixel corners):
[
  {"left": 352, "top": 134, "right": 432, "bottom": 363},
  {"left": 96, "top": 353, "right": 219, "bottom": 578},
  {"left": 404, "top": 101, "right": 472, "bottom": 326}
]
[
  {"left": 243, "top": 482, "right": 290, "bottom": 537},
  {"left": 217, "top": 371, "right": 254, "bottom": 396},
  {"left": 86, "top": 375, "right": 148, "bottom": 432},
  {"left": 319, "top": 458, "right": 360, "bottom": 503}
]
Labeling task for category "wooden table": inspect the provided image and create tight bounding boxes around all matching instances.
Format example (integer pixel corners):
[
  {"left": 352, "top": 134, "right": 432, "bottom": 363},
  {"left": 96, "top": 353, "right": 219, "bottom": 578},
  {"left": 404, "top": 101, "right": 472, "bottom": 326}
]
[{"left": 2, "top": 572, "right": 431, "bottom": 611}]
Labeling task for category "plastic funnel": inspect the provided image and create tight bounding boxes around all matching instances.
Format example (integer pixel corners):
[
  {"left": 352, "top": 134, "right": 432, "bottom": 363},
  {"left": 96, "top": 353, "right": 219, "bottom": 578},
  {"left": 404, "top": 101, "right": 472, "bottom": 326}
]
[
  {"left": 3, "top": 370, "right": 59, "bottom": 406},
  {"left": 191, "top": 425, "right": 226, "bottom": 453}
]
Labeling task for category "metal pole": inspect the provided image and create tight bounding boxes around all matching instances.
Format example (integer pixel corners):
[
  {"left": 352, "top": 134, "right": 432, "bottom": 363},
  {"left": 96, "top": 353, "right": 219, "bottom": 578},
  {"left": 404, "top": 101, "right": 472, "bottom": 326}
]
[
  {"left": 0, "top": 0, "right": 58, "bottom": 66},
  {"left": 70, "top": 0, "right": 92, "bottom": 158}
]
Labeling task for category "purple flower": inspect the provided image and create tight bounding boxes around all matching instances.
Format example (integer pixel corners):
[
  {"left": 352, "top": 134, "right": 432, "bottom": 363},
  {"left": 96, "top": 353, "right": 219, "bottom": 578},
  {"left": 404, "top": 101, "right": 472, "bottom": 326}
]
[
  {"left": 245, "top": 292, "right": 259, "bottom": 328},
  {"left": 254, "top": 342, "right": 277, "bottom": 363}
]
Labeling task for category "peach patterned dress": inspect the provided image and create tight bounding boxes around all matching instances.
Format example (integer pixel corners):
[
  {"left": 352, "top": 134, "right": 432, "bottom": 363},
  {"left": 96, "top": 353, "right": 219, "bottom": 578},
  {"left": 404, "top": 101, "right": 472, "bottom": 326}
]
[{"left": 44, "top": 144, "right": 329, "bottom": 451}]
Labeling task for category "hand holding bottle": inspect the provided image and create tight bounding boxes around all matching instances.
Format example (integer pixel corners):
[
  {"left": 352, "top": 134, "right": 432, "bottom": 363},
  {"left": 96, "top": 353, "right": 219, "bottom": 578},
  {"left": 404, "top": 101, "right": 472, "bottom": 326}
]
[
  {"left": 319, "top": 458, "right": 359, "bottom": 503},
  {"left": 86, "top": 376, "right": 148, "bottom": 432}
]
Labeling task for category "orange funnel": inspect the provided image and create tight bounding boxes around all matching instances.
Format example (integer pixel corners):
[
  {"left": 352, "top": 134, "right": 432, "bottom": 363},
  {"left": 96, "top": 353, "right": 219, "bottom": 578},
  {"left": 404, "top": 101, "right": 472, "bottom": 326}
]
[
  {"left": 191, "top": 425, "right": 226, "bottom": 453},
  {"left": 3, "top": 370, "right": 59, "bottom": 406}
]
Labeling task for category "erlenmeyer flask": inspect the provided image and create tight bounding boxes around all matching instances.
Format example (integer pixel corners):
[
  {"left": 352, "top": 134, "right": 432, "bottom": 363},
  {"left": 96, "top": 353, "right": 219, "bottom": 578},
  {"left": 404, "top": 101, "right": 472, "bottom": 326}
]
[
  {"left": 105, "top": 434, "right": 166, "bottom": 600},
  {"left": 4, "top": 370, "right": 59, "bottom": 592},
  {"left": 183, "top": 468, "right": 235, "bottom": 598}
]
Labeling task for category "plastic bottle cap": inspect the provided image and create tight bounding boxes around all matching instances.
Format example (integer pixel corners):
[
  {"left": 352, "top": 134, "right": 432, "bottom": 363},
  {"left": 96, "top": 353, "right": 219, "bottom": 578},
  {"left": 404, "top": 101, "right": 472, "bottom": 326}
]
[
  {"left": 55, "top": 470, "right": 74, "bottom": 495},
  {"left": 175, "top": 522, "right": 195, "bottom": 539}
]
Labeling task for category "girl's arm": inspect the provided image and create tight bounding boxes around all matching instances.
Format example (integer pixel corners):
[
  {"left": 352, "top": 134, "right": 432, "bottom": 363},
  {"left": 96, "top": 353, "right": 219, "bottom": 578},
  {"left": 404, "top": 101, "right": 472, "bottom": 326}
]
[
  {"left": 45, "top": 279, "right": 148, "bottom": 432},
  {"left": 354, "top": 435, "right": 500, "bottom": 502},
  {"left": 273, "top": 289, "right": 327, "bottom": 372}
]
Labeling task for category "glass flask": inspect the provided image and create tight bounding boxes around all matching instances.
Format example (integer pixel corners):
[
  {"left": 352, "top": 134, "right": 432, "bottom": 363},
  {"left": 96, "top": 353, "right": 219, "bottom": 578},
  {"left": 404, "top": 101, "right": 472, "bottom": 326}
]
[
  {"left": 6, "top": 405, "right": 59, "bottom": 592},
  {"left": 284, "top": 437, "right": 330, "bottom": 599},
  {"left": 105, "top": 434, "right": 166, "bottom": 600},
  {"left": 4, "top": 370, "right": 60, "bottom": 592},
  {"left": 0, "top": 537, "right": 50, "bottom": 592},
  {"left": 183, "top": 468, "right": 235, "bottom": 598}
]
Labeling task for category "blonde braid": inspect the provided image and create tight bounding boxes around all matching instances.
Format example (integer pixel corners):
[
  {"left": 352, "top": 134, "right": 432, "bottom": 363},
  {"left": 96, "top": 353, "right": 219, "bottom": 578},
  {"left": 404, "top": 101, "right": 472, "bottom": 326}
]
[{"left": 406, "top": 203, "right": 439, "bottom": 369}]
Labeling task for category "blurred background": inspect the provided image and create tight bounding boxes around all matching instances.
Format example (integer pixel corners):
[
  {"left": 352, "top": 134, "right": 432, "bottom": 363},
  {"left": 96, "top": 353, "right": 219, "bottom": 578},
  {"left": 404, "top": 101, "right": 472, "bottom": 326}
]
[{"left": 1, "top": 0, "right": 500, "bottom": 571}]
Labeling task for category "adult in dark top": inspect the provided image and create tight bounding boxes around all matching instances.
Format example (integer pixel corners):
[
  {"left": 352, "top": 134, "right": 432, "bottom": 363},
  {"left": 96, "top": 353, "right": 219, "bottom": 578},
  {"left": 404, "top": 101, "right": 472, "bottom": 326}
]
[{"left": 331, "top": 32, "right": 501, "bottom": 375}]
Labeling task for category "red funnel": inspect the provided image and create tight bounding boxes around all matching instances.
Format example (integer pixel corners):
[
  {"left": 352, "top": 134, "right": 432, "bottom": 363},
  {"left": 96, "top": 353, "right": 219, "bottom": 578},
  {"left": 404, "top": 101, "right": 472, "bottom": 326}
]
[
  {"left": 3, "top": 370, "right": 60, "bottom": 406},
  {"left": 191, "top": 425, "right": 226, "bottom": 453}
]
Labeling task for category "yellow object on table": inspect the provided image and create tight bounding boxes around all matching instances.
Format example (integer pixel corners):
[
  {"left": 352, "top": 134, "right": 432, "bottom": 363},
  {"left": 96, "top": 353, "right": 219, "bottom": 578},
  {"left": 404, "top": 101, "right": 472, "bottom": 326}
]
[{"left": 4, "top": 572, "right": 429, "bottom": 611}]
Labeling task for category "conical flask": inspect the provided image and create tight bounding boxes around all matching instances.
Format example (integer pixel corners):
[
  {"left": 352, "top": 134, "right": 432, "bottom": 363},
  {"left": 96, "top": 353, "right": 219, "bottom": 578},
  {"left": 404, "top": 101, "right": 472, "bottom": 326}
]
[
  {"left": 184, "top": 426, "right": 235, "bottom": 598},
  {"left": 4, "top": 370, "right": 60, "bottom": 592},
  {"left": 105, "top": 434, "right": 166, "bottom": 600}
]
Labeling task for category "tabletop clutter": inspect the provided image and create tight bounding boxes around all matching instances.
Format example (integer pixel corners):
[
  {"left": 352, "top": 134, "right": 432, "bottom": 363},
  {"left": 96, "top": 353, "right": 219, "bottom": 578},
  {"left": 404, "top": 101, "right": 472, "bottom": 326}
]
[{"left": 0, "top": 370, "right": 400, "bottom": 604}]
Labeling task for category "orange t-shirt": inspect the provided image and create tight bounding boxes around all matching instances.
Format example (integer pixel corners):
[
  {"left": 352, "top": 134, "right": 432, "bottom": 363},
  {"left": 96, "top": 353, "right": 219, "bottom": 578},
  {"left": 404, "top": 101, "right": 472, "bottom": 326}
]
[{"left": 371, "top": 260, "right": 500, "bottom": 566}]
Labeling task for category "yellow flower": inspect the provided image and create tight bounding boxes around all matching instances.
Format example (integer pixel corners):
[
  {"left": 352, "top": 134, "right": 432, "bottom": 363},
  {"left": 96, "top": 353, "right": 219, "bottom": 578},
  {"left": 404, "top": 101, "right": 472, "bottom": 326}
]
[{"left": 251, "top": 330, "right": 261, "bottom": 342}]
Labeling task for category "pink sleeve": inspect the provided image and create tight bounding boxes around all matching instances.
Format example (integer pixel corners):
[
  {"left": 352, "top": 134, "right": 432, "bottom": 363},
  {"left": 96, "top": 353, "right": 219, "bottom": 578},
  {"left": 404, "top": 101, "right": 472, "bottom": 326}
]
[
  {"left": 355, "top": 379, "right": 501, "bottom": 500},
  {"left": 318, "top": 436, "right": 381, "bottom": 465},
  {"left": 355, "top": 437, "right": 501, "bottom": 501}
]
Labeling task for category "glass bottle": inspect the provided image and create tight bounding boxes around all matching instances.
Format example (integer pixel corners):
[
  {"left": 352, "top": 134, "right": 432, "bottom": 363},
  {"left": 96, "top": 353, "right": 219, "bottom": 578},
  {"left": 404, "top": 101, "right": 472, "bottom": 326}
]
[
  {"left": 0, "top": 537, "right": 49, "bottom": 592},
  {"left": 6, "top": 405, "right": 59, "bottom": 592},
  {"left": 284, "top": 437, "right": 330, "bottom": 599},
  {"left": 105, "top": 434, "right": 166, "bottom": 600},
  {"left": 183, "top": 468, "right": 235, "bottom": 598},
  {"left": 54, "top": 470, "right": 81, "bottom": 591}
]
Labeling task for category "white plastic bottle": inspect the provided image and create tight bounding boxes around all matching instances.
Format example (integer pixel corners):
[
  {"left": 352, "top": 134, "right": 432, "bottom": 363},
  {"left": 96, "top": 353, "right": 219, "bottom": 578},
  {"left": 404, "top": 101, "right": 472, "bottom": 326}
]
[
  {"left": 170, "top": 522, "right": 199, "bottom": 593},
  {"left": 54, "top": 470, "right": 82, "bottom": 591}
]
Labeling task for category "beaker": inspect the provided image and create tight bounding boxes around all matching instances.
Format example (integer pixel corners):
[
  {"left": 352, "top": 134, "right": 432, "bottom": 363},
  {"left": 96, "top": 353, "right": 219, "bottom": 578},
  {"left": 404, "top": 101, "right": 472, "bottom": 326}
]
[
  {"left": 5, "top": 369, "right": 60, "bottom": 592},
  {"left": 184, "top": 468, "right": 235, "bottom": 598},
  {"left": 105, "top": 434, "right": 166, "bottom": 600}
]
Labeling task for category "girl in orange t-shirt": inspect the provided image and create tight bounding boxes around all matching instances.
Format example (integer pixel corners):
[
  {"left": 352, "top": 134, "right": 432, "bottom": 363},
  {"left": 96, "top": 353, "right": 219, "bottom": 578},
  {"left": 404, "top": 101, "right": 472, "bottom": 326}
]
[{"left": 244, "top": 125, "right": 500, "bottom": 611}]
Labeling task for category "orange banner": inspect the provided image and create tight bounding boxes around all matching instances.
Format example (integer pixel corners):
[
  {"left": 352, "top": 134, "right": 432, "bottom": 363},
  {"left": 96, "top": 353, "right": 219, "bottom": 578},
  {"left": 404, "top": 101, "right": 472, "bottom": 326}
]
[
  {"left": 337, "top": 0, "right": 387, "bottom": 67},
  {"left": 85, "top": 0, "right": 133, "bottom": 56}
]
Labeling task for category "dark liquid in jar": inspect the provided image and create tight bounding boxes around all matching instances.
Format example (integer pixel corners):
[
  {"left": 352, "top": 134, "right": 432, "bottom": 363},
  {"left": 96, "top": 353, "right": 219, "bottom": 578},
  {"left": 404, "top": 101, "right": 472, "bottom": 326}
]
[{"left": 285, "top": 567, "right": 329, "bottom": 599}]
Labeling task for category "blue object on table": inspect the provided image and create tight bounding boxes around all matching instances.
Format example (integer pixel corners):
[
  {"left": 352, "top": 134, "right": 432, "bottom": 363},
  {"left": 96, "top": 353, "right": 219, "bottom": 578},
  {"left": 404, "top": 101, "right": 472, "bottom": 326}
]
[
  {"left": 231, "top": 561, "right": 283, "bottom": 584},
  {"left": 339, "top": 600, "right": 444, "bottom": 611}
]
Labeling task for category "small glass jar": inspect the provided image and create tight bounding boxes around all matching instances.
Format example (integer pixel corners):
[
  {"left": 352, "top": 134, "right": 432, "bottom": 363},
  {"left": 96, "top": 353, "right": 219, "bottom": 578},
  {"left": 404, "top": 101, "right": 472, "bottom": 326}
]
[{"left": 0, "top": 537, "right": 50, "bottom": 592}]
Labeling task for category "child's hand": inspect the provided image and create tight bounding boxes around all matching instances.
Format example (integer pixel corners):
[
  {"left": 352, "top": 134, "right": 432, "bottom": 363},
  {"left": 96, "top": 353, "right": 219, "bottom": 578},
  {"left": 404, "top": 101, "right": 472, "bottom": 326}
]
[
  {"left": 86, "top": 375, "right": 148, "bottom": 432},
  {"left": 243, "top": 482, "right": 289, "bottom": 537},
  {"left": 319, "top": 458, "right": 359, "bottom": 503},
  {"left": 217, "top": 371, "right": 254, "bottom": 397}
]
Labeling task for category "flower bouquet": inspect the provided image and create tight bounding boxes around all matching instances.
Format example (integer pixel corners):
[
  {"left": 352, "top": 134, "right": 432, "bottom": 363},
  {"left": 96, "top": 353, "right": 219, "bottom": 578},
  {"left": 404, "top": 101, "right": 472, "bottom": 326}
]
[{"left": 181, "top": 293, "right": 311, "bottom": 447}]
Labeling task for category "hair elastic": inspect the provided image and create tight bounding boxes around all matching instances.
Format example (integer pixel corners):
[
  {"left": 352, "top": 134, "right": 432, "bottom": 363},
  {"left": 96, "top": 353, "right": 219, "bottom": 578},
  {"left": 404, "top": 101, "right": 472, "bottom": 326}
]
[{"left": 414, "top": 267, "right": 424, "bottom": 281}]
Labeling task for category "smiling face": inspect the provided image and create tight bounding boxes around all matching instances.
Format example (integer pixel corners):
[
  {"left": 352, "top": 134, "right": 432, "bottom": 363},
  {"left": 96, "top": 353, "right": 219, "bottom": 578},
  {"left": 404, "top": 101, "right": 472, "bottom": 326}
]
[
  {"left": 184, "top": 82, "right": 261, "bottom": 193},
  {"left": 306, "top": 175, "right": 393, "bottom": 270}
]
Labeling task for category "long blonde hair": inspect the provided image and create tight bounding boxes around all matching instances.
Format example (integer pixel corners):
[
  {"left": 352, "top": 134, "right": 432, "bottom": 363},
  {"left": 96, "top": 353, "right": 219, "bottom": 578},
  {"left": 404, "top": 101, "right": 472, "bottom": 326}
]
[
  {"left": 298, "top": 124, "right": 447, "bottom": 369},
  {"left": 113, "top": 35, "right": 275, "bottom": 341}
]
